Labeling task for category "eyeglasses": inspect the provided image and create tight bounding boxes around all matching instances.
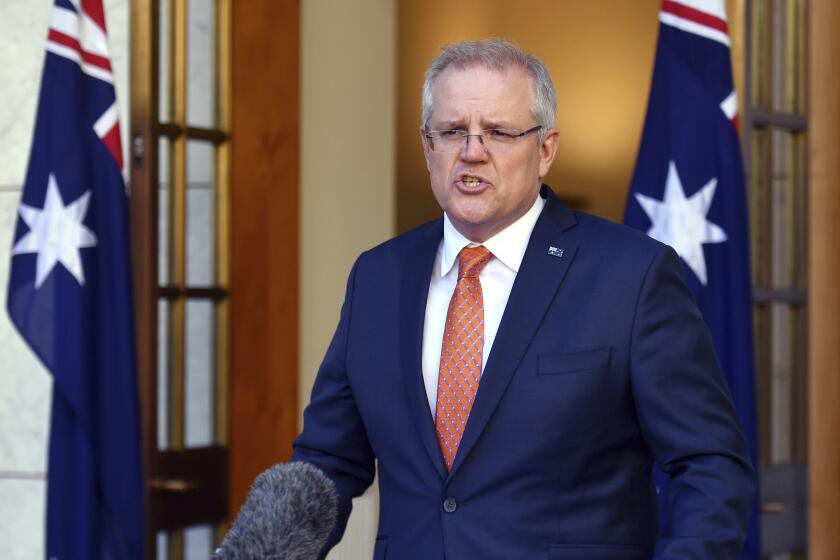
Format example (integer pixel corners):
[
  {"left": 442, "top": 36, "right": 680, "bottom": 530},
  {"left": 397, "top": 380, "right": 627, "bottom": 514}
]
[{"left": 425, "top": 125, "right": 542, "bottom": 153}]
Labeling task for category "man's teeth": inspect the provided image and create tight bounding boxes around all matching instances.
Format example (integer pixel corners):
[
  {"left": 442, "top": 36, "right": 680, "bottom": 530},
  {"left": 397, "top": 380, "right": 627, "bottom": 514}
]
[{"left": 463, "top": 177, "right": 481, "bottom": 187}]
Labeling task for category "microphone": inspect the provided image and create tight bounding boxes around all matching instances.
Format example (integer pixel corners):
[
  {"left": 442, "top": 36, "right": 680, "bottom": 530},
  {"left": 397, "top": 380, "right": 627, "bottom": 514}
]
[{"left": 214, "top": 462, "right": 338, "bottom": 560}]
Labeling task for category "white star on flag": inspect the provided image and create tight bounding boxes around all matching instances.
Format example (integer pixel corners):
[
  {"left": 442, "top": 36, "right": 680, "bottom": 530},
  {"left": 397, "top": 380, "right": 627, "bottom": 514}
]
[
  {"left": 635, "top": 161, "right": 727, "bottom": 285},
  {"left": 11, "top": 173, "right": 97, "bottom": 288}
]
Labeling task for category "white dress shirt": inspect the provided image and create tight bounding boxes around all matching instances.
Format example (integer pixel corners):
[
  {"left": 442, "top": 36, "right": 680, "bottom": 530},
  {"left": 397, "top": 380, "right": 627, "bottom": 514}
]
[{"left": 422, "top": 194, "right": 546, "bottom": 416}]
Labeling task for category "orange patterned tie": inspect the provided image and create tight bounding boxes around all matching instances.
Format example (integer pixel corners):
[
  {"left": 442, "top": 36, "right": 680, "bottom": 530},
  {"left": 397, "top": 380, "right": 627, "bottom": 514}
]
[{"left": 435, "top": 245, "right": 493, "bottom": 471}]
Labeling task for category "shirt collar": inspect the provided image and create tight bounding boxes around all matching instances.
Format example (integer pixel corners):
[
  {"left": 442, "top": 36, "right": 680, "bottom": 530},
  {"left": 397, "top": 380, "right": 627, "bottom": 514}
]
[{"left": 440, "top": 194, "right": 546, "bottom": 277}]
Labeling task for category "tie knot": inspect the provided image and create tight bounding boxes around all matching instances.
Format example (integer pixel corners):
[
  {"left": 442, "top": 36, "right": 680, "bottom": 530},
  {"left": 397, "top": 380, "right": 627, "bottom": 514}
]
[{"left": 457, "top": 246, "right": 492, "bottom": 279}]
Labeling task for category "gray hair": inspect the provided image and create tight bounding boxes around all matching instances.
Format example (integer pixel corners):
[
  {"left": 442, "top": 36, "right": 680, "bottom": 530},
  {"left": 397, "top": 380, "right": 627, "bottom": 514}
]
[{"left": 421, "top": 39, "right": 557, "bottom": 142}]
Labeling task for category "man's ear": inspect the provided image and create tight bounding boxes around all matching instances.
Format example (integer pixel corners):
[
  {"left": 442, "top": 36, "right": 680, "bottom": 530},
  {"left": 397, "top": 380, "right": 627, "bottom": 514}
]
[
  {"left": 420, "top": 127, "right": 432, "bottom": 171},
  {"left": 538, "top": 127, "right": 560, "bottom": 179}
]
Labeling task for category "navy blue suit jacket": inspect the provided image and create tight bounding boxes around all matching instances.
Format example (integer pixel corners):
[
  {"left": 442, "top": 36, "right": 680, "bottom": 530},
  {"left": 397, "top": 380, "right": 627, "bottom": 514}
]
[{"left": 293, "top": 186, "right": 755, "bottom": 559}]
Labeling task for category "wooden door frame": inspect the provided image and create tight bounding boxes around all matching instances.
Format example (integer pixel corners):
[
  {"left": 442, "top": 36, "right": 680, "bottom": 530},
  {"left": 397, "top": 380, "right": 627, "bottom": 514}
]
[{"left": 129, "top": 0, "right": 300, "bottom": 555}]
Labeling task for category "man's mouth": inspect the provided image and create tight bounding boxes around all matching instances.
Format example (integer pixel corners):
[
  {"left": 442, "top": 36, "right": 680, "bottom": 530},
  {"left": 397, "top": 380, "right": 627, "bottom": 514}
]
[{"left": 457, "top": 174, "right": 489, "bottom": 193}]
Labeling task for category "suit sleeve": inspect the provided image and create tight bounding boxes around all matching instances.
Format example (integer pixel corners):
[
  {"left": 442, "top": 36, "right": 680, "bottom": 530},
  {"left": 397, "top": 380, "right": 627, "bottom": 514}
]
[
  {"left": 292, "top": 256, "right": 376, "bottom": 556},
  {"left": 629, "top": 245, "right": 756, "bottom": 559}
]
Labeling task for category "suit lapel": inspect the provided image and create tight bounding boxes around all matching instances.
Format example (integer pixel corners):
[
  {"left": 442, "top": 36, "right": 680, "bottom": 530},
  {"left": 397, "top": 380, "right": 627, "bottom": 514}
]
[
  {"left": 449, "top": 188, "right": 579, "bottom": 478},
  {"left": 399, "top": 220, "right": 448, "bottom": 481}
]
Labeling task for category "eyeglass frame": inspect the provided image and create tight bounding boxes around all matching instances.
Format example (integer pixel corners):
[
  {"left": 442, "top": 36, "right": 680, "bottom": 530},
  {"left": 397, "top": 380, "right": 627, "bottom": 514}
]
[{"left": 424, "top": 125, "right": 543, "bottom": 152}]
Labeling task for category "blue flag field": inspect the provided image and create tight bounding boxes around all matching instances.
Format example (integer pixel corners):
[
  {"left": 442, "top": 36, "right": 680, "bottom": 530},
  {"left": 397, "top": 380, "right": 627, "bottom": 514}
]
[
  {"left": 6, "top": 0, "right": 144, "bottom": 558},
  {"left": 624, "top": 1, "right": 760, "bottom": 558}
]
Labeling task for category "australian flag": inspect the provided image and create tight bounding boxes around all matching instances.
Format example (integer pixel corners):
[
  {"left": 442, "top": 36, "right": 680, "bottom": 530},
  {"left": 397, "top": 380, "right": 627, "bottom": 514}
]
[
  {"left": 624, "top": 0, "right": 760, "bottom": 558},
  {"left": 6, "top": 0, "right": 144, "bottom": 558}
]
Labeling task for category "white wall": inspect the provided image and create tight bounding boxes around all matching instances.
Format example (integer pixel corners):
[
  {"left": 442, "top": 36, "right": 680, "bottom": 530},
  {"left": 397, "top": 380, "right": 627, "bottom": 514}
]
[
  {"left": 300, "top": 1, "right": 396, "bottom": 558},
  {"left": 0, "top": 2, "right": 130, "bottom": 559}
]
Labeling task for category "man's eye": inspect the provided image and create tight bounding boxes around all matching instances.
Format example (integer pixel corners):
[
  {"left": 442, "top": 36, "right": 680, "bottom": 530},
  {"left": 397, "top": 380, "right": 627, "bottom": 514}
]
[
  {"left": 486, "top": 129, "right": 516, "bottom": 139},
  {"left": 440, "top": 130, "right": 462, "bottom": 137}
]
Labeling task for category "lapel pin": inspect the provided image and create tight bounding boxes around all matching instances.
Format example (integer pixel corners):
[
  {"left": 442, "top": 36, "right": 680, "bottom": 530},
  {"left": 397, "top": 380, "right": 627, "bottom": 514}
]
[{"left": 547, "top": 246, "right": 564, "bottom": 258}]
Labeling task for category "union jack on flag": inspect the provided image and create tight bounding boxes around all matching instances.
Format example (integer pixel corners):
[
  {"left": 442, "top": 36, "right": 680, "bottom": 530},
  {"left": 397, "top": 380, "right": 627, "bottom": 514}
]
[
  {"left": 46, "top": 0, "right": 124, "bottom": 166},
  {"left": 6, "top": 0, "right": 144, "bottom": 558},
  {"left": 624, "top": 1, "right": 760, "bottom": 558}
]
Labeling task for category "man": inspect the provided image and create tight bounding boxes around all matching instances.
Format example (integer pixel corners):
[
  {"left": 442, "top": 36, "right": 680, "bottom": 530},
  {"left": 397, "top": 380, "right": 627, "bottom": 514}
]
[{"left": 293, "top": 39, "right": 754, "bottom": 559}]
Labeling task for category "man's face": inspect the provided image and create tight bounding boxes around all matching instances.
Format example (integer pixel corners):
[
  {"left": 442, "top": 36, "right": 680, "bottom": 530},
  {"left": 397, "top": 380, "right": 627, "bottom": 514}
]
[{"left": 421, "top": 65, "right": 560, "bottom": 242}]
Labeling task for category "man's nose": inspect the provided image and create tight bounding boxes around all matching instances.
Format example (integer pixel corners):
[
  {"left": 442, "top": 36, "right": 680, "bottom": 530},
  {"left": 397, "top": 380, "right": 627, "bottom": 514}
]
[{"left": 461, "top": 134, "right": 488, "bottom": 160}]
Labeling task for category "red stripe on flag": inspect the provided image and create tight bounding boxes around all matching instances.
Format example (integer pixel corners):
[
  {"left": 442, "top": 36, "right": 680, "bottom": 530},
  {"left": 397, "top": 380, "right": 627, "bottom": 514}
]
[
  {"left": 661, "top": 0, "right": 729, "bottom": 34},
  {"left": 81, "top": 0, "right": 108, "bottom": 33},
  {"left": 47, "top": 29, "right": 81, "bottom": 53},
  {"left": 80, "top": 50, "right": 112, "bottom": 72},
  {"left": 47, "top": 29, "right": 113, "bottom": 73},
  {"left": 101, "top": 122, "right": 124, "bottom": 170}
]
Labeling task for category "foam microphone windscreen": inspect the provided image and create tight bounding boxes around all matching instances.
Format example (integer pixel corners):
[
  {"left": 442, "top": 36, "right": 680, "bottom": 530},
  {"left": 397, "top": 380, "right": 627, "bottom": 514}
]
[{"left": 215, "top": 462, "right": 338, "bottom": 560}]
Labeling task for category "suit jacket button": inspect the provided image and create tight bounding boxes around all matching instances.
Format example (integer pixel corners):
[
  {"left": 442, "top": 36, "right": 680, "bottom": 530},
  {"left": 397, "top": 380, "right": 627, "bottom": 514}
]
[{"left": 443, "top": 498, "right": 457, "bottom": 513}]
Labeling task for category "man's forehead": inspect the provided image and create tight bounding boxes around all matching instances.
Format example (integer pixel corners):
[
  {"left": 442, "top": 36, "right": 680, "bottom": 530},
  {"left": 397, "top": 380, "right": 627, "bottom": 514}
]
[
  {"left": 429, "top": 64, "right": 534, "bottom": 123},
  {"left": 435, "top": 62, "right": 529, "bottom": 85}
]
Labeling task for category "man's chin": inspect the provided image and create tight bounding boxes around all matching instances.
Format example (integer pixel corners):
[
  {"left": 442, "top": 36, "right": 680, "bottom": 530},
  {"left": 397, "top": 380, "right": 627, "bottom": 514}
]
[{"left": 447, "top": 211, "right": 498, "bottom": 242}]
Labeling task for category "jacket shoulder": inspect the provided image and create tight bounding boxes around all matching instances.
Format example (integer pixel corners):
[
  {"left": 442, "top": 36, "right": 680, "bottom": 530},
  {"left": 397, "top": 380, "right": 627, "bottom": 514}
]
[{"left": 570, "top": 210, "right": 668, "bottom": 259}]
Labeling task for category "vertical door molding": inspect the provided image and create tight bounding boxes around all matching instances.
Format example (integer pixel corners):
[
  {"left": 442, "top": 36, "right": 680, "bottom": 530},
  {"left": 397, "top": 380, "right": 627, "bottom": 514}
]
[
  {"left": 129, "top": 1, "right": 159, "bottom": 557},
  {"left": 229, "top": 0, "right": 300, "bottom": 513},
  {"left": 808, "top": 1, "right": 840, "bottom": 558}
]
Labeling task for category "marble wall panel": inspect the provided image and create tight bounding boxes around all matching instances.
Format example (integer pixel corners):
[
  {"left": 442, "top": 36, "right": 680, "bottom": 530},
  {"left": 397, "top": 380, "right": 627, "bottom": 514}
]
[
  {"left": 187, "top": 139, "right": 214, "bottom": 189},
  {"left": 0, "top": 190, "right": 52, "bottom": 473},
  {"left": 158, "top": 0, "right": 215, "bottom": 128},
  {"left": 184, "top": 524, "right": 213, "bottom": 560},
  {"left": 186, "top": 182, "right": 214, "bottom": 286},
  {"left": 187, "top": 0, "right": 215, "bottom": 128},
  {"left": 0, "top": 478, "right": 46, "bottom": 560},
  {"left": 184, "top": 299, "right": 214, "bottom": 447},
  {"left": 0, "top": 0, "right": 130, "bottom": 188},
  {"left": 0, "top": 1, "right": 51, "bottom": 188},
  {"left": 186, "top": 141, "right": 214, "bottom": 286}
]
